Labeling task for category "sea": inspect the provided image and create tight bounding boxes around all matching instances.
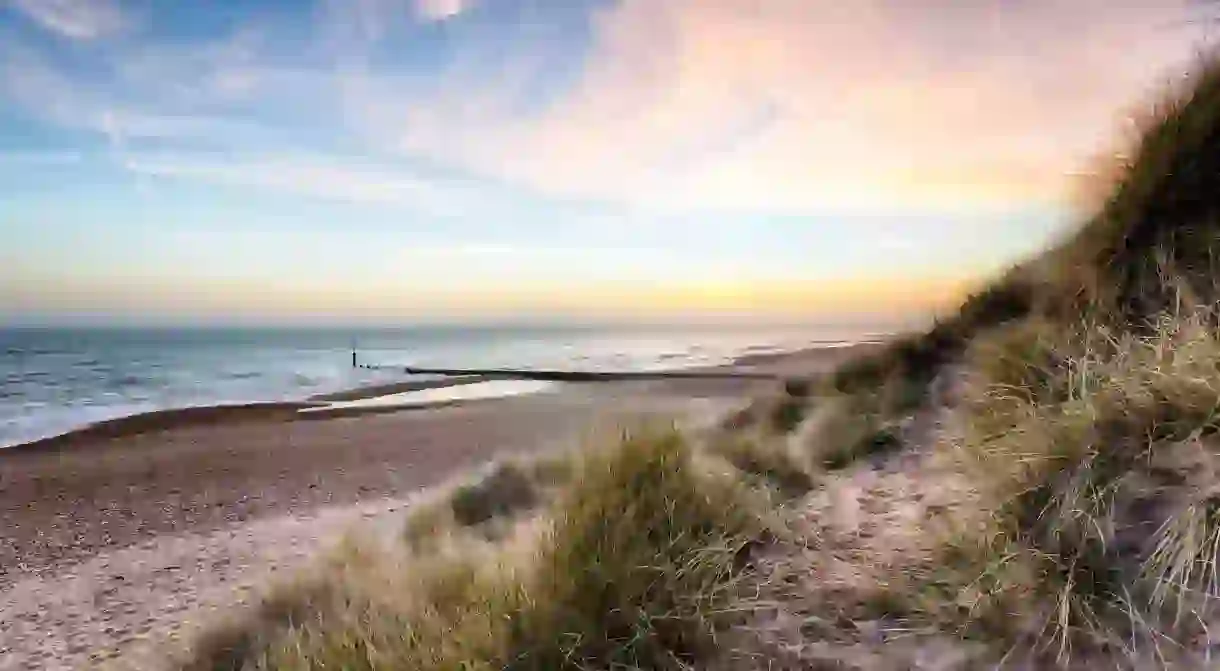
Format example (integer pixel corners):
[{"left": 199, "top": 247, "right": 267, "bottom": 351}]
[{"left": 0, "top": 324, "right": 886, "bottom": 448}]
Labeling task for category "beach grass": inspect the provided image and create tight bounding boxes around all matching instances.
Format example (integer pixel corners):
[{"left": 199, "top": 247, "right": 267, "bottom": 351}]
[{"left": 178, "top": 431, "right": 763, "bottom": 671}]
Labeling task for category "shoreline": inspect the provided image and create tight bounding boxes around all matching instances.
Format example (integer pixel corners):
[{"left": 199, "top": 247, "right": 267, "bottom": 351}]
[
  {"left": 0, "top": 402, "right": 316, "bottom": 454},
  {"left": 0, "top": 342, "right": 880, "bottom": 455}
]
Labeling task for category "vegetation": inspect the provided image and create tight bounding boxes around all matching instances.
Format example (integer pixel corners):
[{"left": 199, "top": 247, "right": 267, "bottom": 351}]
[
  {"left": 449, "top": 462, "right": 539, "bottom": 527},
  {"left": 176, "top": 56, "right": 1220, "bottom": 671},
  {"left": 179, "top": 432, "right": 764, "bottom": 670},
  {"left": 504, "top": 432, "right": 760, "bottom": 670},
  {"left": 708, "top": 436, "right": 814, "bottom": 497},
  {"left": 950, "top": 311, "right": 1220, "bottom": 660}
]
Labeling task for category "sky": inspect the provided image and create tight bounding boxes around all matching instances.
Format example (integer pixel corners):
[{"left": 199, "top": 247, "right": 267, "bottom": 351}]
[{"left": 0, "top": 0, "right": 1216, "bottom": 326}]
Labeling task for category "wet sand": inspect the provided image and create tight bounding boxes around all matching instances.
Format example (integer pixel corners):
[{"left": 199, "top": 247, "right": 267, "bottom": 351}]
[{"left": 0, "top": 345, "right": 866, "bottom": 670}]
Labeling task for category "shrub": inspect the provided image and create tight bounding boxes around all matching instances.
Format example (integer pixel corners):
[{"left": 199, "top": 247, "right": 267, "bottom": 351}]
[
  {"left": 450, "top": 463, "right": 539, "bottom": 527},
  {"left": 783, "top": 378, "right": 813, "bottom": 399},
  {"left": 709, "top": 437, "right": 815, "bottom": 498},
  {"left": 769, "top": 396, "right": 807, "bottom": 433}
]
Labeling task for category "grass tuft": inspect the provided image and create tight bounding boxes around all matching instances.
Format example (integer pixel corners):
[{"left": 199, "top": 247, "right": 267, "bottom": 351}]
[{"left": 505, "top": 431, "right": 759, "bottom": 669}]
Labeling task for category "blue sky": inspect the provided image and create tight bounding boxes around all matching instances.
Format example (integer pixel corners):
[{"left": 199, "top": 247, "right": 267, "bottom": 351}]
[{"left": 0, "top": 0, "right": 1214, "bottom": 325}]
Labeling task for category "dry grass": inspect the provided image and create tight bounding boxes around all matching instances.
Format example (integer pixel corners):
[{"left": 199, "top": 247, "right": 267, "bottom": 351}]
[
  {"left": 177, "top": 431, "right": 764, "bottom": 671},
  {"left": 826, "top": 275, "right": 1038, "bottom": 407},
  {"left": 1066, "top": 58, "right": 1220, "bottom": 323},
  {"left": 718, "top": 305, "right": 1220, "bottom": 668},
  {"left": 930, "top": 306, "right": 1220, "bottom": 665},
  {"left": 177, "top": 534, "right": 521, "bottom": 671},
  {"left": 505, "top": 431, "right": 761, "bottom": 670},
  {"left": 768, "top": 379, "right": 814, "bottom": 433}
]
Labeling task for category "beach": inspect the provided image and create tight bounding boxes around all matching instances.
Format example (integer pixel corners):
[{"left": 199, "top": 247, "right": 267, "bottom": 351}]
[
  {"left": 0, "top": 344, "right": 867, "bottom": 670},
  {"left": 0, "top": 324, "right": 876, "bottom": 449}
]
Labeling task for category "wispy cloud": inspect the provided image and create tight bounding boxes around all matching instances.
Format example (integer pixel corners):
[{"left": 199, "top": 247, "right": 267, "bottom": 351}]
[
  {"left": 349, "top": 0, "right": 1209, "bottom": 213},
  {"left": 121, "top": 152, "right": 476, "bottom": 214},
  {"left": 0, "top": 149, "right": 83, "bottom": 166},
  {"left": 0, "top": 37, "right": 288, "bottom": 155},
  {"left": 115, "top": 27, "right": 270, "bottom": 104},
  {"left": 4, "top": 0, "right": 127, "bottom": 39},
  {"left": 2, "top": 0, "right": 1211, "bottom": 220},
  {"left": 415, "top": 0, "right": 469, "bottom": 22}
]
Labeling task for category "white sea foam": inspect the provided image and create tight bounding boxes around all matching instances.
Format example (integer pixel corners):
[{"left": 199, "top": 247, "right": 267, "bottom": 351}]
[{"left": 299, "top": 379, "right": 557, "bottom": 414}]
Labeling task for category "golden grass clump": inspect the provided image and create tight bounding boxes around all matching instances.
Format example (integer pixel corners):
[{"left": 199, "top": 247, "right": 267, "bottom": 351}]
[
  {"left": 178, "top": 536, "right": 519, "bottom": 671},
  {"left": 505, "top": 431, "right": 760, "bottom": 670}
]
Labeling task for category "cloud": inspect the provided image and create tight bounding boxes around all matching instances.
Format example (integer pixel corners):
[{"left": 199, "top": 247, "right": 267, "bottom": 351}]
[
  {"left": 0, "top": 149, "right": 83, "bottom": 166},
  {"left": 877, "top": 236, "right": 917, "bottom": 252},
  {"left": 4, "top": 0, "right": 127, "bottom": 39},
  {"left": 354, "top": 0, "right": 1210, "bottom": 213},
  {"left": 4, "top": 0, "right": 1209, "bottom": 221},
  {"left": 115, "top": 27, "right": 268, "bottom": 103},
  {"left": 319, "top": 0, "right": 470, "bottom": 57},
  {"left": 415, "top": 0, "right": 468, "bottom": 22},
  {"left": 121, "top": 152, "right": 475, "bottom": 214},
  {"left": 0, "top": 38, "right": 287, "bottom": 155}
]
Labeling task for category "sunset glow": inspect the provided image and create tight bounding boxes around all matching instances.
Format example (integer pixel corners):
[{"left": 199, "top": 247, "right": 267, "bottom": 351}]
[{"left": 1, "top": 0, "right": 1214, "bottom": 324}]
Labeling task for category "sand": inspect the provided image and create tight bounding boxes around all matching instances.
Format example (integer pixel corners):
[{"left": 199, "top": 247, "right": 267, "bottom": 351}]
[{"left": 0, "top": 346, "right": 861, "bottom": 670}]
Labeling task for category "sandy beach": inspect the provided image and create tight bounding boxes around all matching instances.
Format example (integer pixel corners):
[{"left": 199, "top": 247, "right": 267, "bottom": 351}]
[{"left": 0, "top": 346, "right": 864, "bottom": 670}]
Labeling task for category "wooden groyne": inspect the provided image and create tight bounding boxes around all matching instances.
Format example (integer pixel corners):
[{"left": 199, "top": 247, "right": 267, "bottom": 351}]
[{"left": 355, "top": 363, "right": 783, "bottom": 382}]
